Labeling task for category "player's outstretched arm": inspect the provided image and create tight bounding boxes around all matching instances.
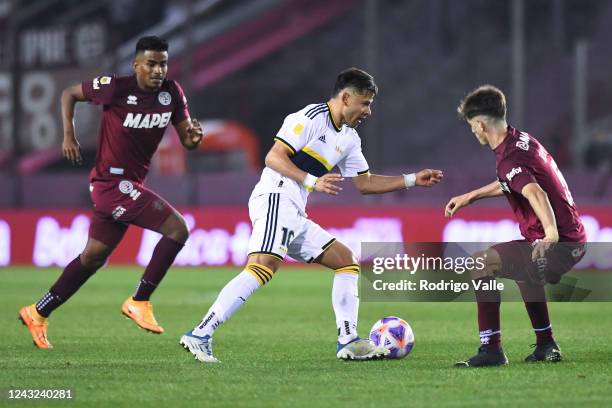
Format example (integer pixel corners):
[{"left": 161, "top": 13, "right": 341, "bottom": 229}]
[
  {"left": 265, "top": 142, "right": 343, "bottom": 195},
  {"left": 445, "top": 180, "right": 503, "bottom": 217},
  {"left": 521, "top": 182, "right": 559, "bottom": 259},
  {"left": 176, "top": 118, "right": 204, "bottom": 150},
  {"left": 61, "top": 84, "right": 87, "bottom": 165},
  {"left": 352, "top": 169, "right": 443, "bottom": 195}
]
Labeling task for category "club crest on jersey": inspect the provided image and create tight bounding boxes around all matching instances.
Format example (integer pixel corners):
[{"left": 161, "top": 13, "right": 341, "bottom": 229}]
[
  {"left": 119, "top": 180, "right": 134, "bottom": 194},
  {"left": 123, "top": 112, "right": 172, "bottom": 129},
  {"left": 118, "top": 180, "right": 141, "bottom": 200},
  {"left": 158, "top": 91, "right": 172, "bottom": 106},
  {"left": 127, "top": 95, "right": 138, "bottom": 105}
]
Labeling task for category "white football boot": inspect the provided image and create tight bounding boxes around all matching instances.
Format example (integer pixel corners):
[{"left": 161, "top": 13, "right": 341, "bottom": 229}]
[
  {"left": 180, "top": 330, "right": 219, "bottom": 363},
  {"left": 336, "top": 337, "right": 388, "bottom": 361}
]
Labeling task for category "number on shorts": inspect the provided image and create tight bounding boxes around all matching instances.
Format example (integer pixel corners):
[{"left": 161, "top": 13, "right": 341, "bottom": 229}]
[{"left": 281, "top": 227, "right": 294, "bottom": 246}]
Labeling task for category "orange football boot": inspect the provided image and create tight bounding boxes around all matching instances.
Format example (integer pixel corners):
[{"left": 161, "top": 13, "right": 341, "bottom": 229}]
[
  {"left": 121, "top": 297, "right": 164, "bottom": 334},
  {"left": 18, "top": 304, "right": 53, "bottom": 349}
]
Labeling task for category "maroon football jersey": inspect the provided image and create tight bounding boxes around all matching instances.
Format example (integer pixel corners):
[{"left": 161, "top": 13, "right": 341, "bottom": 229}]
[
  {"left": 82, "top": 74, "right": 189, "bottom": 184},
  {"left": 494, "top": 126, "right": 586, "bottom": 242}
]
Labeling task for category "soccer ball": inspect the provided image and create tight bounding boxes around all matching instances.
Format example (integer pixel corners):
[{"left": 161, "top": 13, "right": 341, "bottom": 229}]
[{"left": 369, "top": 316, "right": 415, "bottom": 359}]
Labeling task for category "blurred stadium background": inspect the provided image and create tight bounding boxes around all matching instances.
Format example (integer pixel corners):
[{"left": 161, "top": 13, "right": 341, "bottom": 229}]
[{"left": 0, "top": 0, "right": 611, "bottom": 268}]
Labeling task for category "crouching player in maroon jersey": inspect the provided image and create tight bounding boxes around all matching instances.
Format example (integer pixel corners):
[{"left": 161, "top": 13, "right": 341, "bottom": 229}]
[
  {"left": 445, "top": 85, "right": 587, "bottom": 367},
  {"left": 18, "top": 36, "right": 203, "bottom": 349}
]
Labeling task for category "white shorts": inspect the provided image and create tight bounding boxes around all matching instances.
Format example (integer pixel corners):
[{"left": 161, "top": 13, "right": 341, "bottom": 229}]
[{"left": 247, "top": 193, "right": 336, "bottom": 263}]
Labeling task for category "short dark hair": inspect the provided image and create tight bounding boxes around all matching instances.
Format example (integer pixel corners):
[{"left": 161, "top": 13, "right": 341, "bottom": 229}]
[
  {"left": 332, "top": 67, "right": 378, "bottom": 97},
  {"left": 135, "top": 36, "right": 168, "bottom": 56},
  {"left": 457, "top": 85, "right": 506, "bottom": 121}
]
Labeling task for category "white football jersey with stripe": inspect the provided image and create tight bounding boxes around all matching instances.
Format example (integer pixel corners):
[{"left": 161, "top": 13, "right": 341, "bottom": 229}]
[{"left": 250, "top": 103, "right": 370, "bottom": 214}]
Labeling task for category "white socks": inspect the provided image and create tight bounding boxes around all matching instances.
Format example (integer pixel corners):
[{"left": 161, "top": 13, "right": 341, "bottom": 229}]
[
  {"left": 332, "top": 271, "right": 360, "bottom": 344},
  {"left": 192, "top": 270, "right": 261, "bottom": 337},
  {"left": 192, "top": 263, "right": 360, "bottom": 344}
]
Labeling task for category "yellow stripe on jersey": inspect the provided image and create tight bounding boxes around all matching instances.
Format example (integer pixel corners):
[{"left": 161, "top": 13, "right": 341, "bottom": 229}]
[
  {"left": 246, "top": 263, "right": 275, "bottom": 285},
  {"left": 357, "top": 169, "right": 370, "bottom": 176},
  {"left": 274, "top": 137, "right": 296, "bottom": 155},
  {"left": 302, "top": 147, "right": 333, "bottom": 171}
]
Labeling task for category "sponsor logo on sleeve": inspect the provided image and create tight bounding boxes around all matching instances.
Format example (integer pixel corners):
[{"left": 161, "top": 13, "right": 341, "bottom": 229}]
[
  {"left": 293, "top": 123, "right": 305, "bottom": 135},
  {"left": 516, "top": 132, "right": 530, "bottom": 151},
  {"left": 93, "top": 76, "right": 111, "bottom": 90},
  {"left": 158, "top": 91, "right": 172, "bottom": 106},
  {"left": 499, "top": 180, "right": 510, "bottom": 193},
  {"left": 506, "top": 167, "right": 522, "bottom": 181}
]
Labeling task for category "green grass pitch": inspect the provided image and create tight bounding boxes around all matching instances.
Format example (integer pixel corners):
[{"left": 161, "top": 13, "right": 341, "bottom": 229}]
[{"left": 1, "top": 267, "right": 611, "bottom": 407}]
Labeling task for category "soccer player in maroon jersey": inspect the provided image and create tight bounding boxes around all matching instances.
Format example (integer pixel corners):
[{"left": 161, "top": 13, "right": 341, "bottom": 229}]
[
  {"left": 445, "top": 85, "right": 587, "bottom": 367},
  {"left": 18, "top": 36, "right": 203, "bottom": 349}
]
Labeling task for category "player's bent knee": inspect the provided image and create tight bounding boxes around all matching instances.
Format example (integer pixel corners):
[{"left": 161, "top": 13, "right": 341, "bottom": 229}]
[
  {"left": 79, "top": 251, "right": 107, "bottom": 270},
  {"left": 469, "top": 250, "right": 499, "bottom": 280},
  {"left": 174, "top": 216, "right": 189, "bottom": 243},
  {"left": 79, "top": 239, "right": 112, "bottom": 270},
  {"left": 245, "top": 262, "right": 277, "bottom": 286},
  {"left": 162, "top": 212, "right": 189, "bottom": 244},
  {"left": 247, "top": 254, "right": 281, "bottom": 272},
  {"left": 317, "top": 240, "right": 357, "bottom": 270}
]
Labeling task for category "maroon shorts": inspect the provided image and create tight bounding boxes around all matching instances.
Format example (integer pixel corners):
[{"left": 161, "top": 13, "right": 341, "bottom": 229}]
[
  {"left": 88, "top": 179, "right": 175, "bottom": 248},
  {"left": 492, "top": 239, "right": 586, "bottom": 285}
]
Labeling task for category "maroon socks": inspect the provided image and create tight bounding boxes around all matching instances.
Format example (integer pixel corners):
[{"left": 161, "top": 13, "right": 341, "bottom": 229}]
[
  {"left": 35, "top": 236, "right": 183, "bottom": 317},
  {"left": 518, "top": 282, "right": 554, "bottom": 345},
  {"left": 35, "top": 256, "right": 97, "bottom": 317},
  {"left": 475, "top": 277, "right": 502, "bottom": 350},
  {"left": 133, "top": 236, "right": 184, "bottom": 301}
]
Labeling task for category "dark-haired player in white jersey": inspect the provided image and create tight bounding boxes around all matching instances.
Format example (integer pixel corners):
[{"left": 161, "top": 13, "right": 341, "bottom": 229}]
[
  {"left": 180, "top": 68, "right": 443, "bottom": 363},
  {"left": 19, "top": 36, "right": 203, "bottom": 349}
]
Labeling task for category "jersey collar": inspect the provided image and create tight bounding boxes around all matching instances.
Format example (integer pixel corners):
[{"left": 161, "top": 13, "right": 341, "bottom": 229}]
[{"left": 326, "top": 103, "right": 342, "bottom": 132}]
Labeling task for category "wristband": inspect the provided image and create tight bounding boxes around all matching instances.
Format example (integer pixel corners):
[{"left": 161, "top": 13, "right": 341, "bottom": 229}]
[
  {"left": 303, "top": 173, "right": 318, "bottom": 192},
  {"left": 403, "top": 173, "right": 416, "bottom": 189}
]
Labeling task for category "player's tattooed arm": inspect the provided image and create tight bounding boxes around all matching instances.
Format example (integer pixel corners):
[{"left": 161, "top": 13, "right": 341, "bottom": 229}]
[
  {"left": 521, "top": 182, "right": 559, "bottom": 259},
  {"left": 265, "top": 142, "right": 343, "bottom": 195},
  {"left": 176, "top": 118, "right": 204, "bottom": 150},
  {"left": 445, "top": 180, "right": 503, "bottom": 217},
  {"left": 61, "top": 84, "right": 87, "bottom": 165}
]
